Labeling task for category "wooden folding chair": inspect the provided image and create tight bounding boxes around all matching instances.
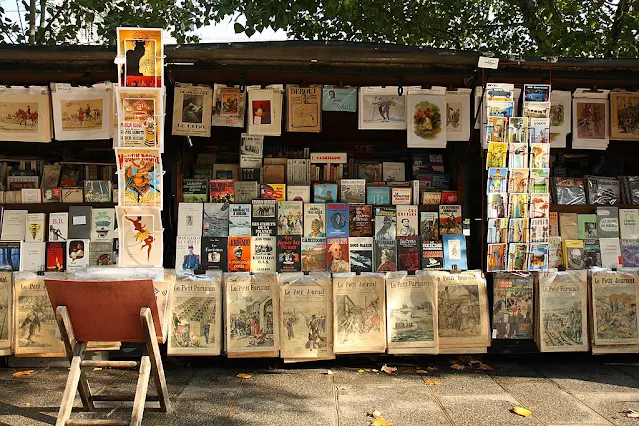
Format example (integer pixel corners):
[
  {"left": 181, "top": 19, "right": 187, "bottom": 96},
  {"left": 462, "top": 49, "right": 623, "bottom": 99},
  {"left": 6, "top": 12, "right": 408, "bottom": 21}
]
[{"left": 45, "top": 279, "right": 171, "bottom": 426}]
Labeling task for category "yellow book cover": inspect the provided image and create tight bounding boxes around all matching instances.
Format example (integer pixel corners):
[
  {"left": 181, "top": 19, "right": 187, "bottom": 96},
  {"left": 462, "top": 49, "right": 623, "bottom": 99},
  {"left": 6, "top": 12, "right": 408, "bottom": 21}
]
[{"left": 563, "top": 240, "right": 585, "bottom": 270}]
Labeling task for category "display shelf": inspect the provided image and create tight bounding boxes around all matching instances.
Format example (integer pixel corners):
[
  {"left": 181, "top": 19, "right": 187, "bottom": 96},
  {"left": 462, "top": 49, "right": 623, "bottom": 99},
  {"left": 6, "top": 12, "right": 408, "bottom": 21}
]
[
  {"left": 550, "top": 204, "right": 638, "bottom": 213},
  {"left": 0, "top": 203, "right": 116, "bottom": 213}
]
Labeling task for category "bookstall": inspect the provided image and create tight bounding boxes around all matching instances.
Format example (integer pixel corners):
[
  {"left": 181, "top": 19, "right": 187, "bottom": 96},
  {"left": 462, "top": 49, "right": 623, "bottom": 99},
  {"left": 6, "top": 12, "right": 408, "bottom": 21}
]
[{"left": 1, "top": 34, "right": 639, "bottom": 362}]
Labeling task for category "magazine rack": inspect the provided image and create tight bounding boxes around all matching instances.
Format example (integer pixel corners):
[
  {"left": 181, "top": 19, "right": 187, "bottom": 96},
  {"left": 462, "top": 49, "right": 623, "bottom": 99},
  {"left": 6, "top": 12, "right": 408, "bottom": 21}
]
[{"left": 45, "top": 279, "right": 170, "bottom": 426}]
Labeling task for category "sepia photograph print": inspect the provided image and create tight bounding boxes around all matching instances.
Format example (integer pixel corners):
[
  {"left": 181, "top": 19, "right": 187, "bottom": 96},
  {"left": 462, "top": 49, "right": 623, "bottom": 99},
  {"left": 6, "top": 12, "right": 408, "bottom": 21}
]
[
  {"left": 610, "top": 91, "right": 639, "bottom": 140},
  {"left": 591, "top": 270, "right": 639, "bottom": 346}
]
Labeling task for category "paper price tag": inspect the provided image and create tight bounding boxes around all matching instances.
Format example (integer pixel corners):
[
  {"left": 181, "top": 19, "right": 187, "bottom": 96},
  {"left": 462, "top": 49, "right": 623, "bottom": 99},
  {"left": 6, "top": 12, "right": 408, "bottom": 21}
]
[
  {"left": 54, "top": 83, "right": 72, "bottom": 92},
  {"left": 492, "top": 329, "right": 498, "bottom": 339},
  {"left": 72, "top": 216, "right": 87, "bottom": 226},
  {"left": 114, "top": 56, "right": 126, "bottom": 65},
  {"left": 478, "top": 56, "right": 499, "bottom": 69}
]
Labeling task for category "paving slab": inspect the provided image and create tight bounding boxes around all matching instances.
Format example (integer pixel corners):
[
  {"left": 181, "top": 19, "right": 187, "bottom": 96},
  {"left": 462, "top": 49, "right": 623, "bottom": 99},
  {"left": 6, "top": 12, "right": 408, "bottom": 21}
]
[
  {"left": 439, "top": 394, "right": 542, "bottom": 426},
  {"left": 337, "top": 384, "right": 450, "bottom": 426},
  {"left": 428, "top": 370, "right": 508, "bottom": 396},
  {"left": 572, "top": 392, "right": 639, "bottom": 426},
  {"left": 331, "top": 366, "right": 425, "bottom": 386},
  {"left": 539, "top": 363, "right": 639, "bottom": 394},
  {"left": 501, "top": 380, "right": 610, "bottom": 425}
]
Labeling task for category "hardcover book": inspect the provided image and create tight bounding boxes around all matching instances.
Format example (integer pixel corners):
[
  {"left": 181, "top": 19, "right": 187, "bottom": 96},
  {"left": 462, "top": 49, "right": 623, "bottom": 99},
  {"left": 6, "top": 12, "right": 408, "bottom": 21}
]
[
  {"left": 313, "top": 183, "right": 338, "bottom": 203},
  {"left": 66, "top": 239, "right": 89, "bottom": 271},
  {"left": 277, "top": 201, "right": 303, "bottom": 235},
  {"left": 68, "top": 206, "right": 92, "bottom": 240},
  {"left": 301, "top": 237, "right": 327, "bottom": 272},
  {"left": 349, "top": 205, "right": 373, "bottom": 237},
  {"left": 374, "top": 239, "right": 397, "bottom": 272},
  {"left": 45, "top": 241, "right": 66, "bottom": 272},
  {"left": 182, "top": 179, "right": 208, "bottom": 202},
  {"left": 177, "top": 203, "right": 204, "bottom": 237},
  {"left": 251, "top": 199, "right": 277, "bottom": 237},
  {"left": 1, "top": 210, "right": 27, "bottom": 241},
  {"left": 228, "top": 203, "right": 252, "bottom": 237},
  {"left": 326, "top": 203, "right": 349, "bottom": 238},
  {"left": 348, "top": 237, "right": 374, "bottom": 273},
  {"left": 276, "top": 235, "right": 302, "bottom": 273},
  {"left": 396, "top": 205, "right": 418, "bottom": 237},
  {"left": 209, "top": 179, "right": 235, "bottom": 203},
  {"left": 251, "top": 236, "right": 277, "bottom": 272},
  {"left": 397, "top": 236, "right": 420, "bottom": 273},
  {"left": 201, "top": 237, "right": 227, "bottom": 270},
  {"left": 19, "top": 241, "right": 46, "bottom": 272},
  {"left": 597, "top": 207, "right": 620, "bottom": 238},
  {"left": 327, "top": 237, "right": 350, "bottom": 273},
  {"left": 340, "top": 179, "right": 366, "bottom": 204},
  {"left": 202, "top": 203, "right": 229, "bottom": 237},
  {"left": 554, "top": 177, "right": 586, "bottom": 205},
  {"left": 234, "top": 181, "right": 259, "bottom": 203},
  {"left": 438, "top": 205, "right": 462, "bottom": 235},
  {"left": 227, "top": 236, "right": 251, "bottom": 272},
  {"left": 24, "top": 213, "right": 46, "bottom": 243},
  {"left": 366, "top": 186, "right": 391, "bottom": 205},
  {"left": 374, "top": 207, "right": 397, "bottom": 240},
  {"left": 421, "top": 240, "right": 444, "bottom": 270}
]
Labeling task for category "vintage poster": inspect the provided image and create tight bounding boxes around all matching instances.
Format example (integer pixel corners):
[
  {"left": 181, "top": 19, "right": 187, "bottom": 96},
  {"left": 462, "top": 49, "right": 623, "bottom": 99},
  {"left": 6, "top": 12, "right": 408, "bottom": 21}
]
[
  {"left": 572, "top": 88, "right": 610, "bottom": 149},
  {"left": 247, "top": 86, "right": 283, "bottom": 136},
  {"left": 287, "top": 85, "right": 321, "bottom": 132},
  {"left": 386, "top": 273, "right": 438, "bottom": 354},
  {"left": 550, "top": 90, "right": 572, "bottom": 136},
  {"left": 172, "top": 84, "right": 213, "bottom": 137},
  {"left": 591, "top": 270, "right": 639, "bottom": 346},
  {"left": 51, "top": 83, "right": 111, "bottom": 141},
  {"left": 212, "top": 84, "right": 246, "bottom": 127},
  {"left": 115, "top": 87, "right": 163, "bottom": 149},
  {"left": 0, "top": 86, "right": 51, "bottom": 142},
  {"left": 406, "top": 87, "right": 447, "bottom": 148},
  {"left": 445, "top": 89, "right": 471, "bottom": 142},
  {"left": 333, "top": 274, "right": 386, "bottom": 354},
  {"left": 322, "top": 87, "right": 357, "bottom": 112},
  {"left": 0, "top": 272, "right": 11, "bottom": 354},
  {"left": 116, "top": 206, "right": 163, "bottom": 268},
  {"left": 13, "top": 274, "right": 65, "bottom": 357},
  {"left": 358, "top": 86, "right": 406, "bottom": 130},
  {"left": 225, "top": 272, "right": 279, "bottom": 358},
  {"left": 168, "top": 273, "right": 222, "bottom": 356},
  {"left": 610, "top": 91, "right": 639, "bottom": 140},
  {"left": 492, "top": 273, "right": 533, "bottom": 339},
  {"left": 430, "top": 270, "right": 489, "bottom": 349},
  {"left": 115, "top": 148, "right": 163, "bottom": 209},
  {"left": 279, "top": 273, "right": 334, "bottom": 361},
  {"left": 116, "top": 27, "right": 163, "bottom": 88},
  {"left": 538, "top": 270, "right": 588, "bottom": 352}
]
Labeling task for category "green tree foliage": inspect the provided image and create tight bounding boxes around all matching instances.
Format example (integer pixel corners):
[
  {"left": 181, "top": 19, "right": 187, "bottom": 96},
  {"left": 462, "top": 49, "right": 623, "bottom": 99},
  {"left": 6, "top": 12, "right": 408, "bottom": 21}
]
[{"left": 1, "top": 0, "right": 638, "bottom": 58}]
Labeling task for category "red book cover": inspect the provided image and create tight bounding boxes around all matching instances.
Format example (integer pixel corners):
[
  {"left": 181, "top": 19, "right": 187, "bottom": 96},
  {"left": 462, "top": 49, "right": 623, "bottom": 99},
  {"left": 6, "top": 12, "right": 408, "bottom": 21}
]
[
  {"left": 398, "top": 236, "right": 420, "bottom": 273},
  {"left": 276, "top": 235, "right": 302, "bottom": 273},
  {"left": 46, "top": 241, "right": 66, "bottom": 272},
  {"left": 326, "top": 237, "right": 349, "bottom": 273},
  {"left": 209, "top": 179, "right": 235, "bottom": 203},
  {"left": 227, "top": 236, "right": 251, "bottom": 272},
  {"left": 441, "top": 191, "right": 459, "bottom": 204}
]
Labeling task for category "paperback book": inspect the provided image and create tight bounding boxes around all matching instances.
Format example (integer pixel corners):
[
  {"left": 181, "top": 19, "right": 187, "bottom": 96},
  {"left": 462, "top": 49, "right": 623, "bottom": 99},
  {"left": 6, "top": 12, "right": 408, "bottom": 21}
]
[
  {"left": 597, "top": 207, "right": 620, "bottom": 238},
  {"left": 326, "top": 203, "right": 349, "bottom": 238},
  {"left": 182, "top": 179, "right": 208, "bottom": 202},
  {"left": 313, "top": 183, "right": 338, "bottom": 203},
  {"left": 348, "top": 237, "right": 374, "bottom": 273},
  {"left": 24, "top": 213, "right": 46, "bottom": 243},
  {"left": 303, "top": 203, "right": 326, "bottom": 238},
  {"left": 209, "top": 179, "right": 235, "bottom": 203},
  {"left": 621, "top": 239, "right": 639, "bottom": 267},
  {"left": 577, "top": 214, "right": 598, "bottom": 240},
  {"left": 396, "top": 205, "right": 418, "bottom": 237},
  {"left": 366, "top": 186, "right": 391, "bottom": 205},
  {"left": 251, "top": 236, "right": 276, "bottom": 272},
  {"left": 66, "top": 239, "right": 89, "bottom": 271},
  {"left": 421, "top": 241, "right": 443, "bottom": 270},
  {"left": 563, "top": 240, "right": 585, "bottom": 270},
  {"left": 175, "top": 236, "right": 202, "bottom": 273},
  {"left": 201, "top": 237, "right": 227, "bottom": 270},
  {"left": 438, "top": 205, "right": 462, "bottom": 235},
  {"left": 349, "top": 205, "right": 373, "bottom": 237},
  {"left": 227, "top": 236, "right": 251, "bottom": 272},
  {"left": 374, "top": 207, "right": 397, "bottom": 240},
  {"left": 90, "top": 208, "right": 115, "bottom": 242},
  {"left": 583, "top": 239, "right": 602, "bottom": 268},
  {"left": 327, "top": 237, "right": 349, "bottom": 273},
  {"left": 202, "top": 203, "right": 229, "bottom": 237},
  {"left": 228, "top": 203, "right": 252, "bottom": 237},
  {"left": 397, "top": 236, "right": 420, "bottom": 273},
  {"left": 340, "top": 179, "right": 366, "bottom": 204},
  {"left": 442, "top": 234, "right": 467, "bottom": 271},
  {"left": 374, "top": 239, "right": 397, "bottom": 272},
  {"left": 45, "top": 241, "right": 66, "bottom": 272},
  {"left": 301, "top": 237, "right": 327, "bottom": 272},
  {"left": 277, "top": 201, "right": 303, "bottom": 235},
  {"left": 251, "top": 199, "right": 277, "bottom": 237},
  {"left": 177, "top": 203, "right": 204, "bottom": 237}
]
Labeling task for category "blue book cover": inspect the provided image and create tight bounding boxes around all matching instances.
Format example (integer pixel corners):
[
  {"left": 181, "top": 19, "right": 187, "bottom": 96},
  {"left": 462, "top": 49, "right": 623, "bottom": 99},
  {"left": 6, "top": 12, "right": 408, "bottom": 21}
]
[
  {"left": 442, "top": 234, "right": 468, "bottom": 271},
  {"left": 366, "top": 186, "right": 391, "bottom": 205},
  {"left": 313, "top": 183, "right": 338, "bottom": 203},
  {"left": 326, "top": 203, "right": 349, "bottom": 237},
  {"left": 322, "top": 87, "right": 357, "bottom": 112}
]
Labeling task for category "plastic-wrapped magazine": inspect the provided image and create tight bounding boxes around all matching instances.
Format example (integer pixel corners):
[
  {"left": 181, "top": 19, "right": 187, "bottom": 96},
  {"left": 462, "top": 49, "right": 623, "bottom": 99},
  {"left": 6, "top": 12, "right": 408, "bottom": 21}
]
[
  {"left": 591, "top": 269, "right": 639, "bottom": 346},
  {"left": 0, "top": 272, "right": 11, "bottom": 355},
  {"left": 621, "top": 176, "right": 639, "bottom": 205},
  {"left": 553, "top": 177, "right": 586, "bottom": 205},
  {"left": 333, "top": 273, "right": 386, "bottom": 354},
  {"left": 492, "top": 273, "right": 533, "bottom": 339},
  {"left": 386, "top": 272, "right": 438, "bottom": 354},
  {"left": 168, "top": 271, "right": 222, "bottom": 356},
  {"left": 280, "top": 272, "right": 334, "bottom": 362},
  {"left": 426, "top": 270, "right": 489, "bottom": 350},
  {"left": 225, "top": 272, "right": 279, "bottom": 358},
  {"left": 586, "top": 176, "right": 620, "bottom": 205},
  {"left": 13, "top": 272, "right": 66, "bottom": 357},
  {"left": 537, "top": 270, "right": 588, "bottom": 352}
]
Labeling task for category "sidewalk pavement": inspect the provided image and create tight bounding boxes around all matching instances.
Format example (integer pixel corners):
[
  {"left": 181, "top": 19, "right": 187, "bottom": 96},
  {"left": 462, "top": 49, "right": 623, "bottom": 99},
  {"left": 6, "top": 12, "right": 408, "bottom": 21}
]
[{"left": 2, "top": 357, "right": 639, "bottom": 425}]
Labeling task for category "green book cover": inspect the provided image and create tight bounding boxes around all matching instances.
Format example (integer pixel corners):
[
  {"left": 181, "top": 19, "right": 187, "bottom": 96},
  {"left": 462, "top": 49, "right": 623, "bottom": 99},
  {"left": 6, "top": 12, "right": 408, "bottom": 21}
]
[{"left": 577, "top": 214, "right": 597, "bottom": 240}]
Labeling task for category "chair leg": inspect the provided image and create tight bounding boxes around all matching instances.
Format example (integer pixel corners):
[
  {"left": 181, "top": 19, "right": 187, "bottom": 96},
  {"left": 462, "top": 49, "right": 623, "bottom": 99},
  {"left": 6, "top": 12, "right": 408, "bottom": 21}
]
[
  {"left": 56, "top": 343, "right": 87, "bottom": 426},
  {"left": 140, "top": 307, "right": 170, "bottom": 412},
  {"left": 56, "top": 306, "right": 94, "bottom": 411},
  {"left": 130, "top": 356, "right": 151, "bottom": 426}
]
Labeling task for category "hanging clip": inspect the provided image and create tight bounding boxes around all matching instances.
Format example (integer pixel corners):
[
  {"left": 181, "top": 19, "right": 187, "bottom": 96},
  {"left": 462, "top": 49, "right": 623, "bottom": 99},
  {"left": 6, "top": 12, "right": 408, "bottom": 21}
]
[
  {"left": 239, "top": 73, "right": 246, "bottom": 93},
  {"left": 397, "top": 76, "right": 404, "bottom": 96}
]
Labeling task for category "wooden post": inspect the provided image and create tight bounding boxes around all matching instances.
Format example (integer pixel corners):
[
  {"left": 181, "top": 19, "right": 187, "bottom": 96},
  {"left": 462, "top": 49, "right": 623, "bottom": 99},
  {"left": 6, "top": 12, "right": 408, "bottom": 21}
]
[
  {"left": 55, "top": 342, "right": 87, "bottom": 426},
  {"left": 140, "top": 307, "right": 170, "bottom": 412},
  {"left": 55, "top": 306, "right": 94, "bottom": 410},
  {"left": 130, "top": 356, "right": 151, "bottom": 426}
]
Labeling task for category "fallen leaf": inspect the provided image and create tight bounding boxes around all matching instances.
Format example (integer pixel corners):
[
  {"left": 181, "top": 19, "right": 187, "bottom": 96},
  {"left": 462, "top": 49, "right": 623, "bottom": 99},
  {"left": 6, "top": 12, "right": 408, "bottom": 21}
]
[
  {"left": 381, "top": 364, "right": 397, "bottom": 375},
  {"left": 416, "top": 369, "right": 428, "bottom": 374},
  {"left": 12, "top": 370, "right": 33, "bottom": 378},
  {"left": 511, "top": 406, "right": 532, "bottom": 417},
  {"left": 367, "top": 409, "right": 394, "bottom": 426},
  {"left": 372, "top": 369, "right": 379, "bottom": 373},
  {"left": 450, "top": 363, "right": 465, "bottom": 371},
  {"left": 367, "top": 409, "right": 382, "bottom": 418},
  {"left": 324, "top": 369, "right": 334, "bottom": 375},
  {"left": 358, "top": 369, "right": 366, "bottom": 373},
  {"left": 25, "top": 403, "right": 30, "bottom": 407},
  {"left": 425, "top": 379, "right": 441, "bottom": 386},
  {"left": 236, "top": 373, "right": 253, "bottom": 379},
  {"left": 478, "top": 362, "right": 495, "bottom": 371},
  {"left": 93, "top": 368, "right": 103, "bottom": 371},
  {"left": 627, "top": 410, "right": 639, "bottom": 418}
]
